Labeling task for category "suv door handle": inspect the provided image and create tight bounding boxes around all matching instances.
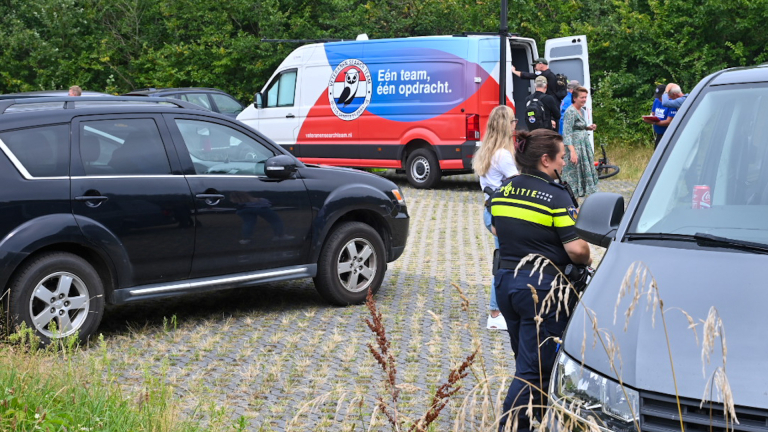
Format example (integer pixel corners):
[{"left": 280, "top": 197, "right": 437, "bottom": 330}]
[
  {"left": 285, "top": 113, "right": 295, "bottom": 118},
  {"left": 195, "top": 193, "right": 225, "bottom": 206},
  {"left": 74, "top": 195, "right": 109, "bottom": 208}
]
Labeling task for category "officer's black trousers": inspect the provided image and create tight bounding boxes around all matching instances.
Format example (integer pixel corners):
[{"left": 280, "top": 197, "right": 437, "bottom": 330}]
[{"left": 495, "top": 269, "right": 569, "bottom": 432}]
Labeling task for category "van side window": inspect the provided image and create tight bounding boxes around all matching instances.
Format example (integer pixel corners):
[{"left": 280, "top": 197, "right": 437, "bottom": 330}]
[
  {"left": 175, "top": 119, "right": 275, "bottom": 176},
  {"left": 0, "top": 124, "right": 70, "bottom": 178},
  {"left": 79, "top": 119, "right": 172, "bottom": 176},
  {"left": 266, "top": 70, "right": 297, "bottom": 108}
]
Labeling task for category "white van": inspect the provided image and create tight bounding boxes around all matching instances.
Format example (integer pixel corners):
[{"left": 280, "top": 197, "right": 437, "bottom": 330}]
[{"left": 238, "top": 34, "right": 590, "bottom": 188}]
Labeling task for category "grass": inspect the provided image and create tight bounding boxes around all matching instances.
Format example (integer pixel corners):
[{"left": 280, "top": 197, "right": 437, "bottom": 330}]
[
  {"left": 601, "top": 143, "right": 655, "bottom": 182},
  {"left": 0, "top": 332, "right": 204, "bottom": 432}
]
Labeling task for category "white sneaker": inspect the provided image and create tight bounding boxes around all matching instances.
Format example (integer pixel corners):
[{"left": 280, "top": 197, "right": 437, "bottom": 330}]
[{"left": 486, "top": 314, "right": 508, "bottom": 330}]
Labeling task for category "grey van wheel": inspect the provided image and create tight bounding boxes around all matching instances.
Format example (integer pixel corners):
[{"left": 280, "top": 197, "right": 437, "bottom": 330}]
[
  {"left": 314, "top": 222, "right": 386, "bottom": 305},
  {"left": 406, "top": 148, "right": 441, "bottom": 189},
  {"left": 8, "top": 252, "right": 105, "bottom": 345}
]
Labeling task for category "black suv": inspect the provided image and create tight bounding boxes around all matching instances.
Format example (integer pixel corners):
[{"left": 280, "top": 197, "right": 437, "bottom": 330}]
[
  {"left": 122, "top": 88, "right": 244, "bottom": 118},
  {"left": 0, "top": 97, "right": 408, "bottom": 344}
]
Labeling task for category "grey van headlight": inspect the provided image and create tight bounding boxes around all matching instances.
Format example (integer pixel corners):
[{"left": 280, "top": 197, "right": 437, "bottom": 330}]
[{"left": 549, "top": 351, "right": 639, "bottom": 431}]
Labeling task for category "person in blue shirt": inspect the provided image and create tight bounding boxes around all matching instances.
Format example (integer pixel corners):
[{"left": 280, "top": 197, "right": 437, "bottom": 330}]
[
  {"left": 558, "top": 80, "right": 580, "bottom": 135},
  {"left": 661, "top": 83, "right": 687, "bottom": 109},
  {"left": 643, "top": 84, "right": 677, "bottom": 149}
]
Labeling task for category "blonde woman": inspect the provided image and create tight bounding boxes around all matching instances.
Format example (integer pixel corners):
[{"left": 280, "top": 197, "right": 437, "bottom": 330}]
[{"left": 473, "top": 105, "right": 519, "bottom": 330}]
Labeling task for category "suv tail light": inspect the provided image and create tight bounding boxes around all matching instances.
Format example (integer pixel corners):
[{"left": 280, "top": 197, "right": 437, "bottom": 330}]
[{"left": 466, "top": 114, "right": 480, "bottom": 140}]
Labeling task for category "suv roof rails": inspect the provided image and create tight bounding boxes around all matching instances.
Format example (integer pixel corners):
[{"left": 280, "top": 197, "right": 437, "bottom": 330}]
[{"left": 0, "top": 96, "right": 208, "bottom": 114}]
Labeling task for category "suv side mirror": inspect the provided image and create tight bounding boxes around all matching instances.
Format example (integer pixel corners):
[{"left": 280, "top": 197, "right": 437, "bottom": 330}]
[
  {"left": 264, "top": 154, "right": 297, "bottom": 179},
  {"left": 255, "top": 92, "right": 263, "bottom": 109},
  {"left": 575, "top": 192, "right": 625, "bottom": 248}
]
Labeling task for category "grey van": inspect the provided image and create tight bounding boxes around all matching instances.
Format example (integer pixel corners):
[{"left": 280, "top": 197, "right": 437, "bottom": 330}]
[{"left": 548, "top": 65, "right": 768, "bottom": 431}]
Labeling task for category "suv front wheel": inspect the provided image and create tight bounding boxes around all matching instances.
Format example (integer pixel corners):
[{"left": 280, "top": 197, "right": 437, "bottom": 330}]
[
  {"left": 9, "top": 252, "right": 105, "bottom": 344},
  {"left": 314, "top": 222, "right": 386, "bottom": 305}
]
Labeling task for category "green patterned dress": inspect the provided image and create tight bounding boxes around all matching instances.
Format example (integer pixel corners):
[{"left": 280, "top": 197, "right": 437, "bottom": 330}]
[{"left": 561, "top": 105, "right": 598, "bottom": 197}]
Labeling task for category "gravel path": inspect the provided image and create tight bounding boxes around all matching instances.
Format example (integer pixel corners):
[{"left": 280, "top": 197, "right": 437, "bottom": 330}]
[{"left": 92, "top": 173, "right": 637, "bottom": 431}]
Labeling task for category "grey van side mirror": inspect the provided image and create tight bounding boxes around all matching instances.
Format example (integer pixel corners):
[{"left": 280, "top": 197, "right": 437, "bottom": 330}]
[
  {"left": 575, "top": 192, "right": 625, "bottom": 248},
  {"left": 265, "top": 154, "right": 297, "bottom": 179},
  {"left": 255, "top": 92, "right": 263, "bottom": 109}
]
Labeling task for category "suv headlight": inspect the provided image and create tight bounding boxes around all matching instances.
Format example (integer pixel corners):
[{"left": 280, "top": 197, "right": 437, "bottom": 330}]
[{"left": 548, "top": 351, "right": 639, "bottom": 431}]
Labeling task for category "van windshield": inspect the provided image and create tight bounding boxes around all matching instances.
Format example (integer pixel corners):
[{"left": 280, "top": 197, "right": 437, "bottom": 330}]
[{"left": 630, "top": 83, "right": 768, "bottom": 244}]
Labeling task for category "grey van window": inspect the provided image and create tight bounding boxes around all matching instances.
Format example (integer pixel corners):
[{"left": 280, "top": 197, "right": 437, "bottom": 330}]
[
  {"left": 0, "top": 124, "right": 69, "bottom": 177},
  {"left": 79, "top": 119, "right": 171, "bottom": 176},
  {"left": 175, "top": 119, "right": 274, "bottom": 176},
  {"left": 631, "top": 83, "right": 768, "bottom": 243},
  {"left": 266, "top": 70, "right": 297, "bottom": 108}
]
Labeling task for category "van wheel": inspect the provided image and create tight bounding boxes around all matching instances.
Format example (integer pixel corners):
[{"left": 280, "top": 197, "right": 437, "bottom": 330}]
[
  {"left": 314, "top": 222, "right": 386, "bottom": 305},
  {"left": 8, "top": 252, "right": 105, "bottom": 345},
  {"left": 406, "top": 148, "right": 441, "bottom": 189}
]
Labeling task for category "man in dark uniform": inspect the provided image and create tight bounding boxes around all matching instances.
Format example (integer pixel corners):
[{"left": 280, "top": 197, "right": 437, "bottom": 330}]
[
  {"left": 526, "top": 76, "right": 561, "bottom": 131},
  {"left": 491, "top": 128, "right": 592, "bottom": 432},
  {"left": 513, "top": 58, "right": 562, "bottom": 102}
]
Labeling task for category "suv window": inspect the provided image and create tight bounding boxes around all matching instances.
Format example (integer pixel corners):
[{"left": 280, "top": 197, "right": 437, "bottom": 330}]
[
  {"left": 175, "top": 119, "right": 274, "bottom": 176},
  {"left": 211, "top": 94, "right": 243, "bottom": 115},
  {"left": 79, "top": 119, "right": 172, "bottom": 176},
  {"left": 0, "top": 124, "right": 69, "bottom": 177},
  {"left": 266, "top": 70, "right": 297, "bottom": 108},
  {"left": 631, "top": 83, "right": 768, "bottom": 243},
  {"left": 178, "top": 93, "right": 212, "bottom": 110}
]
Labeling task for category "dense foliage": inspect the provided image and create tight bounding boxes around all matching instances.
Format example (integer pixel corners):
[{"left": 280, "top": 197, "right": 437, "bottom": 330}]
[{"left": 1, "top": 0, "right": 766, "bottom": 145}]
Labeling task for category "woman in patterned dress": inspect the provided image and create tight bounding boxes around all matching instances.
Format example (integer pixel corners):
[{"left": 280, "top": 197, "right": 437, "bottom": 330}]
[{"left": 561, "top": 86, "right": 598, "bottom": 197}]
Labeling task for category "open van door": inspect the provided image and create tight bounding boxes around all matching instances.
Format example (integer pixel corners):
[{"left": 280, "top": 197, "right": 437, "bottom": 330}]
[{"left": 545, "top": 35, "right": 592, "bottom": 149}]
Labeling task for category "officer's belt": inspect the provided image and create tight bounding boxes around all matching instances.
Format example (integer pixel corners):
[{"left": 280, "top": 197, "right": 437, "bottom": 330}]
[{"left": 498, "top": 259, "right": 561, "bottom": 276}]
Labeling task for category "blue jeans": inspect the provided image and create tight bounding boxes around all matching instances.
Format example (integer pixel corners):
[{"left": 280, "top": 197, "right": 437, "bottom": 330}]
[{"left": 483, "top": 207, "right": 499, "bottom": 311}]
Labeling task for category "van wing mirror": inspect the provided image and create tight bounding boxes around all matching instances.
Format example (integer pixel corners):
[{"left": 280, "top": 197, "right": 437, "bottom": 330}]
[
  {"left": 264, "top": 154, "right": 297, "bottom": 179},
  {"left": 255, "top": 92, "right": 263, "bottom": 109},
  {"left": 575, "top": 192, "right": 625, "bottom": 248}
]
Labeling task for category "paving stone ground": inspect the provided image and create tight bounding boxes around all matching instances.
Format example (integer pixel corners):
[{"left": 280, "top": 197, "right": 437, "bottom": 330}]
[{"left": 91, "top": 173, "right": 637, "bottom": 432}]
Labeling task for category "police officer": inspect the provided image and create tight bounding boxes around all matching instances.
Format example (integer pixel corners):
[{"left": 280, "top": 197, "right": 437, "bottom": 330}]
[{"left": 490, "top": 128, "right": 592, "bottom": 432}]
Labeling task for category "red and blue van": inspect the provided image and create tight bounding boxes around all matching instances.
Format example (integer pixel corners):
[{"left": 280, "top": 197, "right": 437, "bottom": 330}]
[{"left": 238, "top": 34, "right": 590, "bottom": 188}]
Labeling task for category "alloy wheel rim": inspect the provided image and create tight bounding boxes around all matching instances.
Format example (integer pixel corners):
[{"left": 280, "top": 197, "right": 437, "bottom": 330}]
[
  {"left": 28, "top": 271, "right": 90, "bottom": 338},
  {"left": 336, "top": 237, "right": 377, "bottom": 293}
]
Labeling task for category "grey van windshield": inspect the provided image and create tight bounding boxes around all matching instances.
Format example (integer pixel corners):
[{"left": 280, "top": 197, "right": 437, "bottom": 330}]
[{"left": 630, "top": 83, "right": 768, "bottom": 244}]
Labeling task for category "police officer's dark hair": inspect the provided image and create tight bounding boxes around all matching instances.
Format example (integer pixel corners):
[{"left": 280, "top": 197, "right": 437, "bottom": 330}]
[{"left": 513, "top": 129, "right": 563, "bottom": 173}]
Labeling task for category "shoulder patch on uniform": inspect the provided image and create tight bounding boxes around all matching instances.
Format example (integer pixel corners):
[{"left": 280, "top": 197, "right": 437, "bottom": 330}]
[{"left": 567, "top": 206, "right": 579, "bottom": 221}]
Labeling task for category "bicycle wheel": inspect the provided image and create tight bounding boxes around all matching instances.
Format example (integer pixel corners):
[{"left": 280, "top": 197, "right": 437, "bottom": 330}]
[{"left": 597, "top": 164, "right": 620, "bottom": 180}]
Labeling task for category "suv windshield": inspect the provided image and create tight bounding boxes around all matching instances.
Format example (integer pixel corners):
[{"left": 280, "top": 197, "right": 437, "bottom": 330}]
[{"left": 630, "top": 82, "right": 768, "bottom": 244}]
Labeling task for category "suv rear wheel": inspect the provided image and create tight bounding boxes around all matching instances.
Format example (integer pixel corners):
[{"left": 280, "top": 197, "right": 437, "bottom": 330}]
[
  {"left": 314, "top": 222, "right": 386, "bottom": 305},
  {"left": 8, "top": 252, "right": 105, "bottom": 344}
]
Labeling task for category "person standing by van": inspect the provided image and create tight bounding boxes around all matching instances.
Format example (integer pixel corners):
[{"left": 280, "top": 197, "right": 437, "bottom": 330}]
[
  {"left": 491, "top": 128, "right": 592, "bottom": 432},
  {"left": 662, "top": 82, "right": 688, "bottom": 108},
  {"left": 512, "top": 58, "right": 562, "bottom": 102},
  {"left": 559, "top": 80, "right": 580, "bottom": 135},
  {"left": 473, "top": 105, "right": 519, "bottom": 330},
  {"left": 561, "top": 86, "right": 598, "bottom": 197},
  {"left": 68, "top": 86, "right": 82, "bottom": 96},
  {"left": 643, "top": 84, "right": 676, "bottom": 149},
  {"left": 525, "top": 76, "right": 560, "bottom": 131}
]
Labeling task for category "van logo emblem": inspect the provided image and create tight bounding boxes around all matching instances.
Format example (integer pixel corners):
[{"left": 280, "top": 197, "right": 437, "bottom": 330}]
[{"left": 328, "top": 59, "right": 372, "bottom": 121}]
